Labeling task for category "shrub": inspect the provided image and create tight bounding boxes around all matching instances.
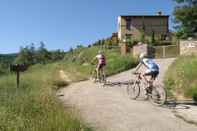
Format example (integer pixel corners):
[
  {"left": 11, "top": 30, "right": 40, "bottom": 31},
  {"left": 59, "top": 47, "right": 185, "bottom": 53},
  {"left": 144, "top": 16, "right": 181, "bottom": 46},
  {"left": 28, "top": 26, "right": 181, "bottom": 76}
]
[{"left": 193, "top": 93, "right": 197, "bottom": 103}]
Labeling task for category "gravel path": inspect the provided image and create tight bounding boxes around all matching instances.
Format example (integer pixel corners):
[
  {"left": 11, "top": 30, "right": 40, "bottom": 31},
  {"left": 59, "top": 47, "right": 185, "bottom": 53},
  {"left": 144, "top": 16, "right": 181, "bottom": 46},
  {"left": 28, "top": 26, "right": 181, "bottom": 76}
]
[{"left": 58, "top": 58, "right": 197, "bottom": 131}]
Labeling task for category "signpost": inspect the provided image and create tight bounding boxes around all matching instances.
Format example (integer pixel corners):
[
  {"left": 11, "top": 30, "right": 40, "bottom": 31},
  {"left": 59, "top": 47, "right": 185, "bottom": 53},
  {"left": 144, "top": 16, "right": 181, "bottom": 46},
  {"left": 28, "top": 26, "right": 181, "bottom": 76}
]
[{"left": 10, "top": 64, "right": 28, "bottom": 88}]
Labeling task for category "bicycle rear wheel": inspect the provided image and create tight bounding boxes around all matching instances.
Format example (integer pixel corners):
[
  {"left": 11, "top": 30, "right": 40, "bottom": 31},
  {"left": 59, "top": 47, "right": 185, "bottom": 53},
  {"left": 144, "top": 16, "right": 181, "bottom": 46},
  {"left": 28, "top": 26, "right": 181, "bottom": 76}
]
[
  {"left": 90, "top": 69, "right": 97, "bottom": 83},
  {"left": 149, "top": 84, "right": 166, "bottom": 106},
  {"left": 127, "top": 81, "right": 140, "bottom": 100}
]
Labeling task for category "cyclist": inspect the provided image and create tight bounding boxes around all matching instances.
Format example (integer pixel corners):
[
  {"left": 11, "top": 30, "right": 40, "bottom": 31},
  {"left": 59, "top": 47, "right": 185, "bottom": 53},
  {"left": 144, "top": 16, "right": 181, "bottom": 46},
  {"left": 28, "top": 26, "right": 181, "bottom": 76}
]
[
  {"left": 134, "top": 53, "right": 159, "bottom": 90},
  {"left": 92, "top": 50, "right": 106, "bottom": 81}
]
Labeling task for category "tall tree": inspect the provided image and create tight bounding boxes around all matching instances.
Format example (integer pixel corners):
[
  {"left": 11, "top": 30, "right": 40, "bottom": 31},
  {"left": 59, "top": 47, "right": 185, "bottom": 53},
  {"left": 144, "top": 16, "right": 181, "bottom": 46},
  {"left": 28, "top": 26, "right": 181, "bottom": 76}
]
[
  {"left": 36, "top": 41, "right": 50, "bottom": 64},
  {"left": 14, "top": 46, "right": 31, "bottom": 64},
  {"left": 173, "top": 0, "right": 197, "bottom": 38}
]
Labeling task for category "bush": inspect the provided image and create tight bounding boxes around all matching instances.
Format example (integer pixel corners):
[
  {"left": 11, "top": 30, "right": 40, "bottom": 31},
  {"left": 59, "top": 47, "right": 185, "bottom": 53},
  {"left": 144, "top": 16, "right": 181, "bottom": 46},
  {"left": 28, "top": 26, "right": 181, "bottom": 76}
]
[{"left": 193, "top": 93, "right": 197, "bottom": 103}]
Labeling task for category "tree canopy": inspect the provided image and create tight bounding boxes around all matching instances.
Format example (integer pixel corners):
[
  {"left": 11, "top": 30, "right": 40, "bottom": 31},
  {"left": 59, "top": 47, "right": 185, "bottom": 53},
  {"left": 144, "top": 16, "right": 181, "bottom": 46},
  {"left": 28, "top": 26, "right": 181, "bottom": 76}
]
[
  {"left": 14, "top": 42, "right": 65, "bottom": 65},
  {"left": 173, "top": 0, "right": 197, "bottom": 38}
]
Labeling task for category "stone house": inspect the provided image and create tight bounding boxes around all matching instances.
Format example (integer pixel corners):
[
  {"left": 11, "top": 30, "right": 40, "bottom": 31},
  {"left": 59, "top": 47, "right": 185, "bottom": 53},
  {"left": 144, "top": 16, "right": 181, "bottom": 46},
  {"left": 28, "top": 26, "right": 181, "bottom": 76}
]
[{"left": 118, "top": 12, "right": 169, "bottom": 42}]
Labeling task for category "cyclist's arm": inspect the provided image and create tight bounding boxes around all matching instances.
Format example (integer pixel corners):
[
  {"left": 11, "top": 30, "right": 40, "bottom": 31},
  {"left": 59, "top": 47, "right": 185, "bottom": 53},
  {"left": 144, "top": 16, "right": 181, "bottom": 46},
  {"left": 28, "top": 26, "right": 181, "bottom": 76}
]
[
  {"left": 134, "top": 62, "right": 142, "bottom": 73},
  {"left": 91, "top": 56, "right": 97, "bottom": 65}
]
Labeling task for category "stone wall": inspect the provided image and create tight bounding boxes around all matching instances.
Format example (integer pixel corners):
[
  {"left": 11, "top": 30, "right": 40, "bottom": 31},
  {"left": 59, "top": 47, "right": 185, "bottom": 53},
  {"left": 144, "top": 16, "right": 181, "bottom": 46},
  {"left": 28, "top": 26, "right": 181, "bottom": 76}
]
[
  {"left": 132, "top": 44, "right": 148, "bottom": 58},
  {"left": 180, "top": 40, "right": 197, "bottom": 55}
]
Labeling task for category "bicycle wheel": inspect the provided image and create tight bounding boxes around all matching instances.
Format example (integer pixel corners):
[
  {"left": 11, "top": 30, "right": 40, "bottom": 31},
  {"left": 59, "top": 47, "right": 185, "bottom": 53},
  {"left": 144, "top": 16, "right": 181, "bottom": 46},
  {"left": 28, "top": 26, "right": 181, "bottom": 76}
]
[
  {"left": 149, "top": 84, "right": 166, "bottom": 106},
  {"left": 90, "top": 69, "right": 97, "bottom": 83},
  {"left": 127, "top": 81, "right": 140, "bottom": 100},
  {"left": 101, "top": 73, "right": 106, "bottom": 83}
]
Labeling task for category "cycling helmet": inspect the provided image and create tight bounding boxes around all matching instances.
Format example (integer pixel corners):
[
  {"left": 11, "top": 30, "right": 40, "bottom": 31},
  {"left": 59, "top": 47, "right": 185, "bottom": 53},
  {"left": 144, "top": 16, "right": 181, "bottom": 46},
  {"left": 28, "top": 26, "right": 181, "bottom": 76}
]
[{"left": 98, "top": 50, "right": 103, "bottom": 54}]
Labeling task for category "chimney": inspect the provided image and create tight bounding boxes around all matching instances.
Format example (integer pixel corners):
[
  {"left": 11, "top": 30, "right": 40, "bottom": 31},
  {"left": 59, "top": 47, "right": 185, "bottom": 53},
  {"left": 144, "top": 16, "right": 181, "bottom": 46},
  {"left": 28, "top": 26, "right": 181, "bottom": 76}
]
[{"left": 156, "top": 11, "right": 162, "bottom": 16}]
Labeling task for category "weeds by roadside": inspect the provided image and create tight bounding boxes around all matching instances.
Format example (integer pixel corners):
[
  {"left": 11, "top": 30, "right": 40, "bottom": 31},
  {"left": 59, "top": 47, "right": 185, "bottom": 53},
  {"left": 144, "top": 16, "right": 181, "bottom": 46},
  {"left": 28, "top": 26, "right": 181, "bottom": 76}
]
[{"left": 164, "top": 55, "right": 197, "bottom": 102}]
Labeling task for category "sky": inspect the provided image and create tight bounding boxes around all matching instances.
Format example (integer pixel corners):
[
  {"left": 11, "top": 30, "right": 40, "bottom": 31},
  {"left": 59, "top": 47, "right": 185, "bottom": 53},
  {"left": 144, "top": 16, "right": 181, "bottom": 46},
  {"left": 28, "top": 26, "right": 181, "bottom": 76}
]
[{"left": 0, "top": 0, "right": 176, "bottom": 54}]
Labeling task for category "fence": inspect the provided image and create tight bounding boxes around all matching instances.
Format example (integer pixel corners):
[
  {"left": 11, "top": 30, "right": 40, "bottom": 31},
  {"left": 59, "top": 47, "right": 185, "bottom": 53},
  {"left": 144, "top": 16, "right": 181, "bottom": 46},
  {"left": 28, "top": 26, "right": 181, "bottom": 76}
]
[{"left": 148, "top": 44, "right": 179, "bottom": 58}]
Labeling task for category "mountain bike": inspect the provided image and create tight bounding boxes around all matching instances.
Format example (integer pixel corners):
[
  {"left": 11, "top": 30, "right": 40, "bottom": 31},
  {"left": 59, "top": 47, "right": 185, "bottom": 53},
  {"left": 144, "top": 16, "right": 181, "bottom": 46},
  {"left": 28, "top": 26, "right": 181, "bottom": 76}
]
[
  {"left": 90, "top": 64, "right": 106, "bottom": 84},
  {"left": 127, "top": 72, "right": 166, "bottom": 106}
]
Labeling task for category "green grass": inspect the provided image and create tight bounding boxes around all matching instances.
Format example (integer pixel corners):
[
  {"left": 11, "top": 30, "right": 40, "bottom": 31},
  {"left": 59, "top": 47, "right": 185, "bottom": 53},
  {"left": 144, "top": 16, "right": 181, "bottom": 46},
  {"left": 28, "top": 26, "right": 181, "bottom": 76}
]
[
  {"left": 164, "top": 55, "right": 197, "bottom": 101},
  {"left": 0, "top": 67, "right": 92, "bottom": 131},
  {"left": 0, "top": 46, "right": 137, "bottom": 131}
]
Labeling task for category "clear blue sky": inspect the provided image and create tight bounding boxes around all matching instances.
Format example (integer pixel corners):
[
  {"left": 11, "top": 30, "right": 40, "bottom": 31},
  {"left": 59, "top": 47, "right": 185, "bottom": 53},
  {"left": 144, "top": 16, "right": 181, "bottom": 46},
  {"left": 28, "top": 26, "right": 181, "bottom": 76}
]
[{"left": 0, "top": 0, "right": 175, "bottom": 54}]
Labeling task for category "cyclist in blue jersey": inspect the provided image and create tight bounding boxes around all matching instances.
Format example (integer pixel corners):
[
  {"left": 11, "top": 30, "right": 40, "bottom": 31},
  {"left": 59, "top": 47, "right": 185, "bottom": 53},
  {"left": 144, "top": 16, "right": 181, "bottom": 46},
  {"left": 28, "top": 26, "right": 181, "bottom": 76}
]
[{"left": 134, "top": 53, "right": 159, "bottom": 86}]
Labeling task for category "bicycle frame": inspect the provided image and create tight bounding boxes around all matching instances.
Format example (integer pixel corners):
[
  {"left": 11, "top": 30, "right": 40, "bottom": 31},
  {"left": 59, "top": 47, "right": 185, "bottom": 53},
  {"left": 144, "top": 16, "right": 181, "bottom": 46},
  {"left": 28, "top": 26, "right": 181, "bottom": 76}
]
[
  {"left": 134, "top": 73, "right": 148, "bottom": 88},
  {"left": 90, "top": 64, "right": 106, "bottom": 83}
]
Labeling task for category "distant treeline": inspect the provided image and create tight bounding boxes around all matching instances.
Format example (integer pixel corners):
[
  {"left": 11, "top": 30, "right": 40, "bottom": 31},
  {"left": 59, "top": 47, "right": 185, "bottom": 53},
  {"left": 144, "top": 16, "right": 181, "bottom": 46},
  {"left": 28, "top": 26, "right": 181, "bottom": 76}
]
[
  {"left": 15, "top": 42, "right": 65, "bottom": 65},
  {"left": 0, "top": 42, "right": 66, "bottom": 75},
  {"left": 0, "top": 53, "right": 17, "bottom": 75}
]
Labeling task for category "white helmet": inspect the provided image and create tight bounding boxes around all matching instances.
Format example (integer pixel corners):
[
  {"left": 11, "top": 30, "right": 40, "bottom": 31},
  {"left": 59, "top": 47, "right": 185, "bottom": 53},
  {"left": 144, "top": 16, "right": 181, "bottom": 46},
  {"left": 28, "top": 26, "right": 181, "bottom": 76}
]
[
  {"left": 139, "top": 53, "right": 145, "bottom": 60},
  {"left": 98, "top": 50, "right": 103, "bottom": 54}
]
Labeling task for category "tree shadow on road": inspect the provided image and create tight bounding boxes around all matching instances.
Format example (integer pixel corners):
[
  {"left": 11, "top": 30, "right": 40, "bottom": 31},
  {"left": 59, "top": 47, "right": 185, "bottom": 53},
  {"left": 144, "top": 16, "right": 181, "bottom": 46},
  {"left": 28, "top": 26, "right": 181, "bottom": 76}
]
[{"left": 163, "top": 100, "right": 197, "bottom": 109}]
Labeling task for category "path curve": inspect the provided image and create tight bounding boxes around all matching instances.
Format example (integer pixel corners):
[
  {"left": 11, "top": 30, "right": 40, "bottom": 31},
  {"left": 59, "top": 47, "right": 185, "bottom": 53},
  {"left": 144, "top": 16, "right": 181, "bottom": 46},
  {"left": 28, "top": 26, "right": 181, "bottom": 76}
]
[{"left": 58, "top": 58, "right": 197, "bottom": 131}]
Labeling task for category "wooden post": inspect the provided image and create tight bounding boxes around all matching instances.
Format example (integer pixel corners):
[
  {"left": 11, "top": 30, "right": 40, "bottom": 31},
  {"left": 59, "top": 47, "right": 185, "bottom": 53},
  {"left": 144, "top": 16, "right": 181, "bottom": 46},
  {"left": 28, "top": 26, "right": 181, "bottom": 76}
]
[
  {"left": 17, "top": 71, "right": 20, "bottom": 88},
  {"left": 10, "top": 64, "right": 28, "bottom": 88}
]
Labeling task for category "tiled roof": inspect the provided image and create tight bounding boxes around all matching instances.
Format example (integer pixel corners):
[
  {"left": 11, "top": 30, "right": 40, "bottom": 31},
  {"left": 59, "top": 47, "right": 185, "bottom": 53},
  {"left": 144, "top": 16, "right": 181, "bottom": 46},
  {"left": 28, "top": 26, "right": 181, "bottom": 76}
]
[{"left": 120, "top": 15, "right": 169, "bottom": 17}]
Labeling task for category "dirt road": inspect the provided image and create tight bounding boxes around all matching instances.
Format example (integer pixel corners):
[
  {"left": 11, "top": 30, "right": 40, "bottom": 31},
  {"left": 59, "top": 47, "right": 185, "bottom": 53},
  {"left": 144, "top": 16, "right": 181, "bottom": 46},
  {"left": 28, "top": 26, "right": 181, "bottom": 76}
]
[{"left": 58, "top": 58, "right": 197, "bottom": 131}]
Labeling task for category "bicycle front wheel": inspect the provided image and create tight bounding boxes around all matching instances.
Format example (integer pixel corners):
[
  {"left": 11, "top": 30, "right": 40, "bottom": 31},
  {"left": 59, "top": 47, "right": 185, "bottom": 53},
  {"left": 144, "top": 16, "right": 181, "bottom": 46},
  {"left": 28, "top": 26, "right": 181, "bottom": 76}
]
[
  {"left": 149, "top": 84, "right": 166, "bottom": 106},
  {"left": 127, "top": 81, "right": 140, "bottom": 100}
]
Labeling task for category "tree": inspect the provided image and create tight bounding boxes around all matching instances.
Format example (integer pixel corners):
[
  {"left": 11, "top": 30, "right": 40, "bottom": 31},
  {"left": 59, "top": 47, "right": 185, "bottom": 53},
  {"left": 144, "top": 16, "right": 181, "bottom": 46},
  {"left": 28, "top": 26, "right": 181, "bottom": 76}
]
[
  {"left": 76, "top": 44, "right": 84, "bottom": 49},
  {"left": 140, "top": 19, "right": 146, "bottom": 43},
  {"left": 36, "top": 41, "right": 50, "bottom": 64},
  {"left": 29, "top": 43, "right": 36, "bottom": 64},
  {"left": 50, "top": 49, "right": 65, "bottom": 61},
  {"left": 14, "top": 46, "right": 31, "bottom": 64},
  {"left": 173, "top": 0, "right": 197, "bottom": 38},
  {"left": 151, "top": 30, "right": 155, "bottom": 45}
]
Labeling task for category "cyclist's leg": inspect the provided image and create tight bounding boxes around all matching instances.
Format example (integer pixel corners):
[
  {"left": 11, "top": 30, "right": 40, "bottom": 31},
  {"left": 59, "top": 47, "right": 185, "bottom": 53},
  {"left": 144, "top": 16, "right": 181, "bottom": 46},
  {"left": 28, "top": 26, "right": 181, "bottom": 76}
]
[
  {"left": 150, "top": 71, "right": 159, "bottom": 85},
  {"left": 143, "top": 70, "right": 152, "bottom": 83},
  {"left": 143, "top": 70, "right": 154, "bottom": 93},
  {"left": 96, "top": 64, "right": 101, "bottom": 80},
  {"left": 101, "top": 65, "right": 106, "bottom": 81},
  {"left": 145, "top": 70, "right": 159, "bottom": 88}
]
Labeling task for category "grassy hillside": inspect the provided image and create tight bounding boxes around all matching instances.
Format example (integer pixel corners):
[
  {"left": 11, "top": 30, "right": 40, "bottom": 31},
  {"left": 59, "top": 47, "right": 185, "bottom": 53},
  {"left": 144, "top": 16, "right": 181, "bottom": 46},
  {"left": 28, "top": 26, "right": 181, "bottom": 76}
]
[
  {"left": 0, "top": 46, "right": 137, "bottom": 130},
  {"left": 164, "top": 55, "right": 197, "bottom": 101},
  {"left": 62, "top": 47, "right": 137, "bottom": 82}
]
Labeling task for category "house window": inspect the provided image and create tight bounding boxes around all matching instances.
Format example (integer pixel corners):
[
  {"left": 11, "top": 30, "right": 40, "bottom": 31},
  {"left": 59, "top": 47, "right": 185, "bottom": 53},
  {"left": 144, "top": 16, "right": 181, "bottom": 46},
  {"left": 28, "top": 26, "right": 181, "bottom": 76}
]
[{"left": 126, "top": 18, "right": 132, "bottom": 31}]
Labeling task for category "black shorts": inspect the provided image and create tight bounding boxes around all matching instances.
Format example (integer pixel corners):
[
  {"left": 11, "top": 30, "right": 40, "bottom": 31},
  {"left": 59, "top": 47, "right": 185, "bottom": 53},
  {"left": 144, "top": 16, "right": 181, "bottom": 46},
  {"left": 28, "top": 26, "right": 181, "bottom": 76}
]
[
  {"left": 97, "top": 63, "right": 105, "bottom": 69},
  {"left": 144, "top": 70, "right": 159, "bottom": 80}
]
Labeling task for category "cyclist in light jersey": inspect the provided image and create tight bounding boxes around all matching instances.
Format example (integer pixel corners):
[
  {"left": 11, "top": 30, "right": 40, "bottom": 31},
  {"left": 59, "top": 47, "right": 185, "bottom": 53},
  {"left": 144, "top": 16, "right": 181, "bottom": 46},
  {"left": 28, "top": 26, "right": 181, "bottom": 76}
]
[
  {"left": 92, "top": 50, "right": 106, "bottom": 80},
  {"left": 134, "top": 53, "right": 159, "bottom": 84}
]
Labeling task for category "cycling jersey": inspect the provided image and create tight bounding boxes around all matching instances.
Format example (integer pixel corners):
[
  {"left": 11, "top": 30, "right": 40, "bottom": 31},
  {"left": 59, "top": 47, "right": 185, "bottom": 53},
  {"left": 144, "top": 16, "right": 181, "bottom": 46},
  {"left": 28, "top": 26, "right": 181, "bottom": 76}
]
[
  {"left": 141, "top": 58, "right": 159, "bottom": 72},
  {"left": 96, "top": 54, "right": 106, "bottom": 65}
]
